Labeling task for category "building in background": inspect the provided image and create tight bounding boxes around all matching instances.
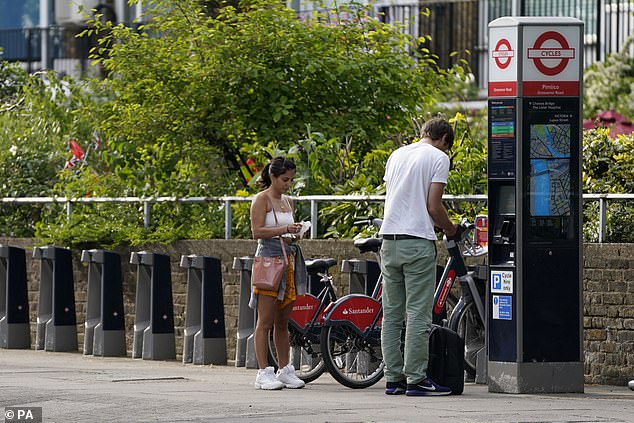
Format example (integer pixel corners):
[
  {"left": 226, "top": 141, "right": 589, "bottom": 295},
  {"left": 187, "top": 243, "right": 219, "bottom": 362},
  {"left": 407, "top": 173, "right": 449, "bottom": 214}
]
[
  {"left": 0, "top": 0, "right": 144, "bottom": 78},
  {"left": 290, "top": 0, "right": 634, "bottom": 95}
]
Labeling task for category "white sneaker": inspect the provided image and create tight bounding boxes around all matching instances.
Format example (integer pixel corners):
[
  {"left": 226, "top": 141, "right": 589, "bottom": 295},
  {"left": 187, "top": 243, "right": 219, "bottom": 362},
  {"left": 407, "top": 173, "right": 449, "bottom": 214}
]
[
  {"left": 255, "top": 367, "right": 284, "bottom": 390},
  {"left": 276, "top": 364, "right": 305, "bottom": 389}
]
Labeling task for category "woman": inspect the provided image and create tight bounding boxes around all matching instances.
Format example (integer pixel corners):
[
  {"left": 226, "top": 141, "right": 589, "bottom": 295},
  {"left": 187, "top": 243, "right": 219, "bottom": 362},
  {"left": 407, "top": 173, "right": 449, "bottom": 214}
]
[{"left": 249, "top": 156, "right": 307, "bottom": 390}]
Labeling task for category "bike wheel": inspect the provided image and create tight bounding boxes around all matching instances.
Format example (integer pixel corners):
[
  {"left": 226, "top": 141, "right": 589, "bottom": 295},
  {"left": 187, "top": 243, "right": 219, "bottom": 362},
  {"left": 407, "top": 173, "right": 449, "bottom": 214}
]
[
  {"left": 449, "top": 301, "right": 484, "bottom": 375},
  {"left": 268, "top": 328, "right": 326, "bottom": 383},
  {"left": 320, "top": 323, "right": 384, "bottom": 389}
]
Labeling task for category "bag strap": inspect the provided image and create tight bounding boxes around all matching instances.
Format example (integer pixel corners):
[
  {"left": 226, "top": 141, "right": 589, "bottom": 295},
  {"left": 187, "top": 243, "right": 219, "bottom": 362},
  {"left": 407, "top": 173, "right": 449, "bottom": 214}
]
[{"left": 267, "top": 195, "right": 288, "bottom": 265}]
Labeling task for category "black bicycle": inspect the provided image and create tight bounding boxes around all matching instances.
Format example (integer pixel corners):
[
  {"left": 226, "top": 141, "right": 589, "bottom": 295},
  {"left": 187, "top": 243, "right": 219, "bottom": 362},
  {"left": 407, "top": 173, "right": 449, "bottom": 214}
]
[
  {"left": 433, "top": 221, "right": 487, "bottom": 379},
  {"left": 319, "top": 218, "right": 385, "bottom": 389},
  {"left": 267, "top": 258, "right": 338, "bottom": 383}
]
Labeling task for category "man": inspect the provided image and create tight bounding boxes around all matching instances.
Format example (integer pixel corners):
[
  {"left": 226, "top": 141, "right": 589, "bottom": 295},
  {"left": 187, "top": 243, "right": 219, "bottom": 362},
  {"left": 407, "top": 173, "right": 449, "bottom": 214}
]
[{"left": 379, "top": 117, "right": 459, "bottom": 396}]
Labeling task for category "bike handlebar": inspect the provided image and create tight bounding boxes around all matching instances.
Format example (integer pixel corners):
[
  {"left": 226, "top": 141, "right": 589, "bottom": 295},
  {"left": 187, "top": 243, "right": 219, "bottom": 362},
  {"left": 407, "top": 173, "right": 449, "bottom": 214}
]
[
  {"left": 353, "top": 217, "right": 383, "bottom": 229},
  {"left": 444, "top": 220, "right": 487, "bottom": 257}
]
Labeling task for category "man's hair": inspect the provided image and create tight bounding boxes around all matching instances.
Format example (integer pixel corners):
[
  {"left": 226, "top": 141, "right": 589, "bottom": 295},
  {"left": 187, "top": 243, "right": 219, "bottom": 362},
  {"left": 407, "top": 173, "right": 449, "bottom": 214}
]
[{"left": 422, "top": 117, "right": 454, "bottom": 150}]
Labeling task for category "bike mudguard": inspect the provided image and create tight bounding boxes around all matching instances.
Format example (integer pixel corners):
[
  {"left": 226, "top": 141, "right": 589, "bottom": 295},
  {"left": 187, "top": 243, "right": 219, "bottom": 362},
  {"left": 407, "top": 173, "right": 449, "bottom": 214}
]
[
  {"left": 289, "top": 293, "right": 323, "bottom": 330},
  {"left": 322, "top": 294, "right": 382, "bottom": 333},
  {"left": 434, "top": 268, "right": 457, "bottom": 315}
]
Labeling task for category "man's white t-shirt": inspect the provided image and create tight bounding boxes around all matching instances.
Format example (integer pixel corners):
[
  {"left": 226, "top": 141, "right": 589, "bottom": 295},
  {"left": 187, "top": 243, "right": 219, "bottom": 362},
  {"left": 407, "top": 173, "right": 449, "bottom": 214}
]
[{"left": 379, "top": 141, "right": 450, "bottom": 241}]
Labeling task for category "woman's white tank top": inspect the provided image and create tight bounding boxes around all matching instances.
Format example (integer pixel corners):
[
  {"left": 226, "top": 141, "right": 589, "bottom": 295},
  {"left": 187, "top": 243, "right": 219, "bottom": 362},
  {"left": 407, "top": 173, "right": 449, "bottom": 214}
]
[
  {"left": 264, "top": 196, "right": 294, "bottom": 228},
  {"left": 264, "top": 210, "right": 294, "bottom": 228}
]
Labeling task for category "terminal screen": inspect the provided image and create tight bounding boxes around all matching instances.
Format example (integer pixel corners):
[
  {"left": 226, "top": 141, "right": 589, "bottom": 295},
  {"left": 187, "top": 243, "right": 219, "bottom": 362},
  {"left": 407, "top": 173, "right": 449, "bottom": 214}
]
[
  {"left": 529, "top": 124, "right": 571, "bottom": 217},
  {"left": 523, "top": 97, "right": 579, "bottom": 242}
]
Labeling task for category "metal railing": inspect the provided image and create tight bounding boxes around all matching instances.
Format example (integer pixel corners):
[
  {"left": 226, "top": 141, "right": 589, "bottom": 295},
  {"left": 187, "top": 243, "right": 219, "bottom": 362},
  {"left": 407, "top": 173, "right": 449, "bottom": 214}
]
[
  {"left": 1, "top": 193, "right": 631, "bottom": 242},
  {"left": 0, "top": 26, "right": 96, "bottom": 77},
  {"left": 582, "top": 193, "right": 634, "bottom": 242}
]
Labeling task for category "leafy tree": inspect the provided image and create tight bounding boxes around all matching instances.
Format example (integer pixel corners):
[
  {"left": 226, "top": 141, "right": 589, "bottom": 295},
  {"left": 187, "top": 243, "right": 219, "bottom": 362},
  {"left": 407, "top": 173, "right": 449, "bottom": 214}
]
[
  {"left": 82, "top": 0, "right": 451, "bottom": 191},
  {"left": 27, "top": 0, "right": 460, "bottom": 245},
  {"left": 583, "top": 36, "right": 634, "bottom": 119}
]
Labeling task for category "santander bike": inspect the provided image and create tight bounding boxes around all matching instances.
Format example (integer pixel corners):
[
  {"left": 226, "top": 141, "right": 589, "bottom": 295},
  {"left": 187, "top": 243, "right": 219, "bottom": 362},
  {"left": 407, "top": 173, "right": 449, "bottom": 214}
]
[{"left": 267, "top": 258, "right": 338, "bottom": 383}]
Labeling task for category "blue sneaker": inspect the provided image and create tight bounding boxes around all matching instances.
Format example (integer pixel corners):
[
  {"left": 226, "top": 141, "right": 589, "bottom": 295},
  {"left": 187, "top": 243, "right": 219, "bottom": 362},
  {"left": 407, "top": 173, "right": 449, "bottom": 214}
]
[
  {"left": 405, "top": 377, "right": 451, "bottom": 396},
  {"left": 385, "top": 380, "right": 407, "bottom": 395}
]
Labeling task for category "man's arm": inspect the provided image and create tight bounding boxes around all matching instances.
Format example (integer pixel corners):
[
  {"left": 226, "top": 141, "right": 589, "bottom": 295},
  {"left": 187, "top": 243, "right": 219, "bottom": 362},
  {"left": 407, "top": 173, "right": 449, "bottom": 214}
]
[{"left": 427, "top": 182, "right": 457, "bottom": 237}]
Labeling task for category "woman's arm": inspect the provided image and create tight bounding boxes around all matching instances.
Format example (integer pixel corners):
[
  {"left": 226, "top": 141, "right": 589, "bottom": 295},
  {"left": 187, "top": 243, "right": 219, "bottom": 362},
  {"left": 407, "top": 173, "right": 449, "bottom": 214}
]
[{"left": 250, "top": 193, "right": 291, "bottom": 240}]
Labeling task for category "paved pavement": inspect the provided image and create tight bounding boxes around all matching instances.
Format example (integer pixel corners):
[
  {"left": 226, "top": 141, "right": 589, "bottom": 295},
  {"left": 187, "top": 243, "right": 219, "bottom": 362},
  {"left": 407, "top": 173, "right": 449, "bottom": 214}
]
[{"left": 1, "top": 349, "right": 632, "bottom": 423}]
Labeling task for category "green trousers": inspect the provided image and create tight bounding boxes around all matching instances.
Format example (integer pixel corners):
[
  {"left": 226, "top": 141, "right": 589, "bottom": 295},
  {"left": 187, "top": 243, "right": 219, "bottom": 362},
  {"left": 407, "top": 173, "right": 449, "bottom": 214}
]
[{"left": 380, "top": 238, "right": 436, "bottom": 384}]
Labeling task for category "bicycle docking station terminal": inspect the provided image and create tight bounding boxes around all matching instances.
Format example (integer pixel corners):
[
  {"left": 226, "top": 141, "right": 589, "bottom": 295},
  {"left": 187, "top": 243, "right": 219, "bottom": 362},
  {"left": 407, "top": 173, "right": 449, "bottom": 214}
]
[{"left": 487, "top": 17, "right": 584, "bottom": 393}]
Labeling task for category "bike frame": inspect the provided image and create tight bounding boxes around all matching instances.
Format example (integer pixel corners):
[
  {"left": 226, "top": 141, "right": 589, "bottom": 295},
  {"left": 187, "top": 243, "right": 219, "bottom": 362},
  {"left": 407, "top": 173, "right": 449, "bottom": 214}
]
[
  {"left": 289, "top": 274, "right": 337, "bottom": 336},
  {"left": 433, "top": 232, "right": 486, "bottom": 327}
]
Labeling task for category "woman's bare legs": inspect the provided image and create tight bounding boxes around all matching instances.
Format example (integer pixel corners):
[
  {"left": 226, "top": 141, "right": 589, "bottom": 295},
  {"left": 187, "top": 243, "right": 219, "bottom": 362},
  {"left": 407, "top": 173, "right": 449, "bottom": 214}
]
[
  {"left": 273, "top": 302, "right": 294, "bottom": 368},
  {"left": 255, "top": 295, "right": 277, "bottom": 369}
]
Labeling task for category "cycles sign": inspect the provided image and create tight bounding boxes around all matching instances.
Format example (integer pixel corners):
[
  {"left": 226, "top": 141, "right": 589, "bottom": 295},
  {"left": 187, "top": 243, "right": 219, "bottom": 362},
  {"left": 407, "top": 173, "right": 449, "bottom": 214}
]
[
  {"left": 488, "top": 26, "right": 518, "bottom": 97},
  {"left": 523, "top": 26, "right": 580, "bottom": 96},
  {"left": 492, "top": 38, "right": 514, "bottom": 70},
  {"left": 527, "top": 31, "right": 575, "bottom": 76}
]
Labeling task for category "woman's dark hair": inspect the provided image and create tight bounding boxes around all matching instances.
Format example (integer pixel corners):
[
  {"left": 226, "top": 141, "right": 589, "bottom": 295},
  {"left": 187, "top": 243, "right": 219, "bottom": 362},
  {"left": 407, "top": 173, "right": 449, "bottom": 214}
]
[{"left": 258, "top": 156, "right": 296, "bottom": 189}]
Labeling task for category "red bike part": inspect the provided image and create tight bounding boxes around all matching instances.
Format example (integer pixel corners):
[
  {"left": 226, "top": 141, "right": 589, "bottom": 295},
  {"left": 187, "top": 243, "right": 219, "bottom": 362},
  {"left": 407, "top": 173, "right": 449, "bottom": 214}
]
[
  {"left": 434, "top": 269, "right": 456, "bottom": 315},
  {"left": 325, "top": 295, "right": 382, "bottom": 332},
  {"left": 289, "top": 294, "right": 322, "bottom": 329}
]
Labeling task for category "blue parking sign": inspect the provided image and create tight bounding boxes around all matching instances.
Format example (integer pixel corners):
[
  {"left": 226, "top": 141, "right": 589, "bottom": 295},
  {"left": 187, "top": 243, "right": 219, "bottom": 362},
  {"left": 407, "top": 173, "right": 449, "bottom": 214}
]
[{"left": 492, "top": 273, "right": 502, "bottom": 290}]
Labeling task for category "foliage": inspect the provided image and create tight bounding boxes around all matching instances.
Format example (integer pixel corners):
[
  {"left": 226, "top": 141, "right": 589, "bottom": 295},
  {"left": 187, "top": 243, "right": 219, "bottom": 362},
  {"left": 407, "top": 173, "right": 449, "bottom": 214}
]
[
  {"left": 583, "top": 36, "right": 634, "bottom": 119},
  {"left": 315, "top": 149, "right": 389, "bottom": 239},
  {"left": 0, "top": 68, "right": 95, "bottom": 237},
  {"left": 30, "top": 0, "right": 458, "bottom": 245},
  {"left": 582, "top": 128, "right": 634, "bottom": 242},
  {"left": 5, "top": 0, "right": 632, "bottom": 245},
  {"left": 444, "top": 110, "right": 488, "bottom": 220},
  {"left": 82, "top": 0, "right": 451, "bottom": 187},
  {"left": 296, "top": 108, "right": 488, "bottom": 240},
  {"left": 0, "top": 55, "right": 28, "bottom": 105}
]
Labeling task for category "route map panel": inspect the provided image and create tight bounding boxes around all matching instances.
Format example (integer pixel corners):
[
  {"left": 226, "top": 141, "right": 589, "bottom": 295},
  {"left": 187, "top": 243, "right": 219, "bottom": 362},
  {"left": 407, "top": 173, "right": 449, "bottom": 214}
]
[
  {"left": 529, "top": 124, "right": 571, "bottom": 216},
  {"left": 522, "top": 97, "right": 579, "bottom": 241}
]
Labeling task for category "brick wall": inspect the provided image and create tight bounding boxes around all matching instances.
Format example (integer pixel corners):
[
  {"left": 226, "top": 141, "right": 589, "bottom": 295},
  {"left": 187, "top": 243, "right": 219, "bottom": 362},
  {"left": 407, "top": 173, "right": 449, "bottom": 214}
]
[
  {"left": 583, "top": 244, "right": 634, "bottom": 385},
  {"left": 1, "top": 238, "right": 632, "bottom": 386}
]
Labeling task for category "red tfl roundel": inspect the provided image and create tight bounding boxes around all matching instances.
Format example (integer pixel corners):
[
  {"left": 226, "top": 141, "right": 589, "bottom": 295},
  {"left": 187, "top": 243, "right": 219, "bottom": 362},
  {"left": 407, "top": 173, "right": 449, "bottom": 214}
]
[
  {"left": 527, "top": 31, "right": 575, "bottom": 76},
  {"left": 492, "top": 38, "right": 514, "bottom": 70}
]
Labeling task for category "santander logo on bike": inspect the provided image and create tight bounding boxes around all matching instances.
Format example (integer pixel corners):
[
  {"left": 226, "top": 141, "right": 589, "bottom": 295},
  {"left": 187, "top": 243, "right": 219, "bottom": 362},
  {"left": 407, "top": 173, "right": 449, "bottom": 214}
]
[
  {"left": 342, "top": 307, "right": 375, "bottom": 315},
  {"left": 434, "top": 270, "right": 456, "bottom": 314},
  {"left": 293, "top": 304, "right": 314, "bottom": 312}
]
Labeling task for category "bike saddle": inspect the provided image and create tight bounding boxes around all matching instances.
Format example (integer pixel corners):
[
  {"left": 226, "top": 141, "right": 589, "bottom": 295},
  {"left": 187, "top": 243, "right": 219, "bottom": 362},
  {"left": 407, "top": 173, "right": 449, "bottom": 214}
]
[
  {"left": 305, "top": 258, "right": 337, "bottom": 273},
  {"left": 353, "top": 237, "right": 383, "bottom": 253}
]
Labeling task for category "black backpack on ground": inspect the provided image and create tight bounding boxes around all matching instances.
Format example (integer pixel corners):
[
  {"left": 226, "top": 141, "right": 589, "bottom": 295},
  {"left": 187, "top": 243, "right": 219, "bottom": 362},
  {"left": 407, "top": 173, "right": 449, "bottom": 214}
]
[{"left": 427, "top": 324, "right": 465, "bottom": 395}]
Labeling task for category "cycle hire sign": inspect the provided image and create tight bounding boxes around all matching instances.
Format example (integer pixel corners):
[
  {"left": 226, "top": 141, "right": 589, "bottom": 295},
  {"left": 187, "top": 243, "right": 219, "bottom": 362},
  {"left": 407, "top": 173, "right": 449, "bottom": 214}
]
[
  {"left": 491, "top": 270, "right": 513, "bottom": 294},
  {"left": 522, "top": 26, "right": 580, "bottom": 96},
  {"left": 489, "top": 26, "right": 518, "bottom": 97}
]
